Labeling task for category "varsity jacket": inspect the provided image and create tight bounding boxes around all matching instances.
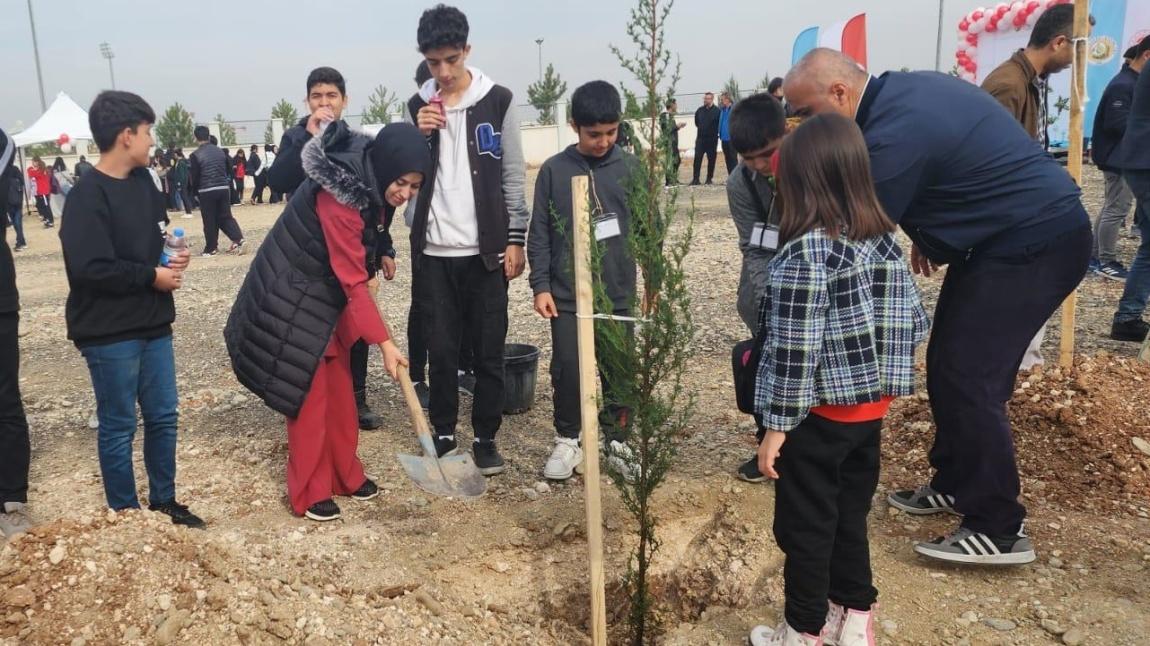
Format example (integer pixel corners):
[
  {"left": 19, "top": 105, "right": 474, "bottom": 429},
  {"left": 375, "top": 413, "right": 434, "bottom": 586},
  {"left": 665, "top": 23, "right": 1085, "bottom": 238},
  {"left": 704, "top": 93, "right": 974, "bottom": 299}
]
[{"left": 404, "top": 67, "right": 529, "bottom": 272}]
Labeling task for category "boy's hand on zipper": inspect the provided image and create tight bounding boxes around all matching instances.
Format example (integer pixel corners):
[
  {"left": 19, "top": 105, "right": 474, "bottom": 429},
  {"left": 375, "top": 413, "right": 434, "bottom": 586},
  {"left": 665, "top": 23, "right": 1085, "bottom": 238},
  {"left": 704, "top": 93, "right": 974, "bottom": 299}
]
[{"left": 758, "top": 430, "right": 786, "bottom": 480}]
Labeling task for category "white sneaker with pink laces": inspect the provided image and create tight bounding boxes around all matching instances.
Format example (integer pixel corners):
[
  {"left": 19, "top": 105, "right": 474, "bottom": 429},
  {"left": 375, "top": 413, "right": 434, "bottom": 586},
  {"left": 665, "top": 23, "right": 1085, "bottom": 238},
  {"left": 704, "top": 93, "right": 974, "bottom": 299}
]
[
  {"left": 748, "top": 622, "right": 823, "bottom": 646},
  {"left": 822, "top": 602, "right": 876, "bottom": 646}
]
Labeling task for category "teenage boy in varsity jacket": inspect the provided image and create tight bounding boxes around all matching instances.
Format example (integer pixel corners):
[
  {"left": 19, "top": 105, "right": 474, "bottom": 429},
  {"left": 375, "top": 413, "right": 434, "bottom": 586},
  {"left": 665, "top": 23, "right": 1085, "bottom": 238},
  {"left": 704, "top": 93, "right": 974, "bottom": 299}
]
[{"left": 406, "top": 4, "right": 529, "bottom": 475}]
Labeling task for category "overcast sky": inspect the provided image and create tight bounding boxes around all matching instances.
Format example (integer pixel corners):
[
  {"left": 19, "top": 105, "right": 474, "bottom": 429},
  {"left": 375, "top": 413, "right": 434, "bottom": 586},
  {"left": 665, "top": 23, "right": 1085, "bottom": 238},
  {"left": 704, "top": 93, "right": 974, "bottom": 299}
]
[{"left": 2, "top": 0, "right": 969, "bottom": 131}]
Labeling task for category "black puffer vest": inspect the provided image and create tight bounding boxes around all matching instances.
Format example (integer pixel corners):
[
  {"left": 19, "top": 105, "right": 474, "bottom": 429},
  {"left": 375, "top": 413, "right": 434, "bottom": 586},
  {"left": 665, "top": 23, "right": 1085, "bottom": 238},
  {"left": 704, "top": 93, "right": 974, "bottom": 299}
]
[{"left": 224, "top": 122, "right": 380, "bottom": 418}]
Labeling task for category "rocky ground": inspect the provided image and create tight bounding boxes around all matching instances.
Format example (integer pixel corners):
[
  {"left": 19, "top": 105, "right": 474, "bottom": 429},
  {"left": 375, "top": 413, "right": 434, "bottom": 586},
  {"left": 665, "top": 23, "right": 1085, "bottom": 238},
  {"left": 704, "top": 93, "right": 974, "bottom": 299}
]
[{"left": 2, "top": 165, "right": 1149, "bottom": 645}]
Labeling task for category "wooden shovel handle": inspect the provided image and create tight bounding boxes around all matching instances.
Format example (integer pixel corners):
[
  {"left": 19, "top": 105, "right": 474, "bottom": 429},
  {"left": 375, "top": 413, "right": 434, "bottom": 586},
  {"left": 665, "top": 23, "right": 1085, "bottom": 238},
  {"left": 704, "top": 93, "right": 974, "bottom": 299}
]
[{"left": 396, "top": 366, "right": 438, "bottom": 456}]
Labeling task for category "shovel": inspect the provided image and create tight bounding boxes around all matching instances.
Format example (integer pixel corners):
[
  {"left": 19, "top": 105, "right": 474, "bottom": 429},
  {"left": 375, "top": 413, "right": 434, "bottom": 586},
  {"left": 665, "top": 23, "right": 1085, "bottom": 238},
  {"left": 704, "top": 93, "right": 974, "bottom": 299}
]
[{"left": 395, "top": 367, "right": 487, "bottom": 499}]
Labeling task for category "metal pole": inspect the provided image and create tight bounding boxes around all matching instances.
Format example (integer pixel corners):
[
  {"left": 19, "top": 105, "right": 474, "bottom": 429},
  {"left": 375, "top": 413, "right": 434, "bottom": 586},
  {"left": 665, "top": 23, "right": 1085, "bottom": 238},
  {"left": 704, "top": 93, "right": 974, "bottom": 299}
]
[
  {"left": 535, "top": 38, "right": 544, "bottom": 82},
  {"left": 935, "top": 0, "right": 946, "bottom": 72},
  {"left": 107, "top": 59, "right": 116, "bottom": 89},
  {"left": 26, "top": 0, "right": 47, "bottom": 111}
]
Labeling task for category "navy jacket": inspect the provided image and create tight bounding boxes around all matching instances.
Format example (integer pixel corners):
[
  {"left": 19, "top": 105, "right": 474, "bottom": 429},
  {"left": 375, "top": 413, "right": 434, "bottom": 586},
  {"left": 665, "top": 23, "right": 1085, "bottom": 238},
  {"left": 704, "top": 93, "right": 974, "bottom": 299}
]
[
  {"left": 1113, "top": 63, "right": 1150, "bottom": 171},
  {"left": 1092, "top": 65, "right": 1138, "bottom": 172},
  {"left": 857, "top": 72, "right": 1087, "bottom": 263}
]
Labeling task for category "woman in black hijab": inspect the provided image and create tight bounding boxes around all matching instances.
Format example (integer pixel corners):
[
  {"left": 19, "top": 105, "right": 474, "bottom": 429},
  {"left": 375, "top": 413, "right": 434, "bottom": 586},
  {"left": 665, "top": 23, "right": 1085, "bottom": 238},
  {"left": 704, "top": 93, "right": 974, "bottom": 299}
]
[{"left": 225, "top": 123, "right": 429, "bottom": 521}]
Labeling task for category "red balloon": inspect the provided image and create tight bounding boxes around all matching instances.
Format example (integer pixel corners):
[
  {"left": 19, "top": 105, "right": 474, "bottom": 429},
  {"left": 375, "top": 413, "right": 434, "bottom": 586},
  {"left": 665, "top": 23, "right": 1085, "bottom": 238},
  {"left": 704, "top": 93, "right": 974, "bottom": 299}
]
[
  {"left": 967, "top": 33, "right": 978, "bottom": 44},
  {"left": 972, "top": 10, "right": 984, "bottom": 20},
  {"left": 57, "top": 133, "right": 70, "bottom": 145},
  {"left": 986, "top": 21, "right": 998, "bottom": 32},
  {"left": 996, "top": 6, "right": 1009, "bottom": 17},
  {"left": 960, "top": 19, "right": 971, "bottom": 30},
  {"left": 1026, "top": 0, "right": 1039, "bottom": 11}
]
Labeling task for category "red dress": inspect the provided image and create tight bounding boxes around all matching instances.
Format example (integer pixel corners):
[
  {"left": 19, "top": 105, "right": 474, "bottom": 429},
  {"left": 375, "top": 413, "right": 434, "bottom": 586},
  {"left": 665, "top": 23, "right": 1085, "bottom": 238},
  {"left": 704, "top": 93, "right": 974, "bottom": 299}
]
[{"left": 285, "top": 191, "right": 390, "bottom": 515}]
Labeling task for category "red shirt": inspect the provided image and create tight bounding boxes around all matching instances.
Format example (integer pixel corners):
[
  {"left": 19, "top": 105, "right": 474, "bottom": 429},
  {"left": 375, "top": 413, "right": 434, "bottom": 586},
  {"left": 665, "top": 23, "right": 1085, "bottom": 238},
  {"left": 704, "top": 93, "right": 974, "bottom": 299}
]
[
  {"left": 810, "top": 396, "right": 894, "bottom": 424},
  {"left": 28, "top": 167, "right": 51, "bottom": 196},
  {"left": 234, "top": 160, "right": 245, "bottom": 179},
  {"left": 315, "top": 191, "right": 390, "bottom": 352}
]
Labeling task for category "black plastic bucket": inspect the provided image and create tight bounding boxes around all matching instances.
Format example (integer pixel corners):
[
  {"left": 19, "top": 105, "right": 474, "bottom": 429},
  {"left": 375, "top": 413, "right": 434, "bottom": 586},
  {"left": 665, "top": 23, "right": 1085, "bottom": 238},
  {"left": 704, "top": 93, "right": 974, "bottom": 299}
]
[{"left": 503, "top": 343, "right": 541, "bottom": 414}]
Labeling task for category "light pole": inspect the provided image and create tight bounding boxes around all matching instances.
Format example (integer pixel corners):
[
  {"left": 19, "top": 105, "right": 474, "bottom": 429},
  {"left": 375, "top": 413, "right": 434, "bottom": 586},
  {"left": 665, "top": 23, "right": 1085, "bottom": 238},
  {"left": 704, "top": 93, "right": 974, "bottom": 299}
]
[
  {"left": 26, "top": 0, "right": 47, "bottom": 111},
  {"left": 535, "top": 38, "right": 544, "bottom": 82},
  {"left": 934, "top": 0, "right": 946, "bottom": 72},
  {"left": 100, "top": 42, "right": 116, "bottom": 89}
]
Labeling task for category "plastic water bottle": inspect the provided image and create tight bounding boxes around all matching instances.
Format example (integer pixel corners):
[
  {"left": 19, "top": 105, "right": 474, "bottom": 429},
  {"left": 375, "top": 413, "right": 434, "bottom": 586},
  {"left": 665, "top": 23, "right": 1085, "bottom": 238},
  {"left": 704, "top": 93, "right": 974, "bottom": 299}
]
[{"left": 161, "top": 228, "right": 187, "bottom": 267}]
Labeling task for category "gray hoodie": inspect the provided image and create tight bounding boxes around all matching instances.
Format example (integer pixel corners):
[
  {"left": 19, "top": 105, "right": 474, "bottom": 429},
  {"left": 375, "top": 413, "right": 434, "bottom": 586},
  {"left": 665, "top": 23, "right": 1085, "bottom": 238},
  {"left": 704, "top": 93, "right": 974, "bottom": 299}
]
[{"left": 528, "top": 144, "right": 638, "bottom": 312}]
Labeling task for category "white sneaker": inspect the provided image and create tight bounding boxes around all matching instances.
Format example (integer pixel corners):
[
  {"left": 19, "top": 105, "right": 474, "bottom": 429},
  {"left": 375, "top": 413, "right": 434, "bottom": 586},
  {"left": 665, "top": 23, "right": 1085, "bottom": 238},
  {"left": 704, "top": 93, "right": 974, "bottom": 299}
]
[
  {"left": 605, "top": 440, "right": 641, "bottom": 483},
  {"left": 543, "top": 437, "right": 584, "bottom": 481},
  {"left": 0, "top": 502, "right": 33, "bottom": 538},
  {"left": 749, "top": 622, "right": 823, "bottom": 646},
  {"left": 823, "top": 602, "right": 875, "bottom": 646}
]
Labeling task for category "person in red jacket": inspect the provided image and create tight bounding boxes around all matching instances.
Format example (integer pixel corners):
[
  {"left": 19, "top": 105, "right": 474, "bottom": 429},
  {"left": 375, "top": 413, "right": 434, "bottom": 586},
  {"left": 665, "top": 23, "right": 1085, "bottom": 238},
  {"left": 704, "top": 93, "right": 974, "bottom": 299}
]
[
  {"left": 27, "top": 157, "right": 54, "bottom": 227},
  {"left": 232, "top": 149, "right": 247, "bottom": 205}
]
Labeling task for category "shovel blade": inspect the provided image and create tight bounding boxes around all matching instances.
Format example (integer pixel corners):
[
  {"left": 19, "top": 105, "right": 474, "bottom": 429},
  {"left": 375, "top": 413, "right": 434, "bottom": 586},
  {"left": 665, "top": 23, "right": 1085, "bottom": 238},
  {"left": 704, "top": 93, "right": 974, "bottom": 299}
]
[{"left": 397, "top": 452, "right": 487, "bottom": 499}]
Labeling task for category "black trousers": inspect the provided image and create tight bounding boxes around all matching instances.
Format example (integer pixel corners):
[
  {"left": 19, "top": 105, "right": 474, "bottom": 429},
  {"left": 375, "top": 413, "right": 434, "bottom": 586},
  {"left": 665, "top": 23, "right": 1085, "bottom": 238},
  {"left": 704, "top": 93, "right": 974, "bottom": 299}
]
[
  {"left": 423, "top": 255, "right": 507, "bottom": 439},
  {"left": 198, "top": 190, "right": 243, "bottom": 254},
  {"left": 775, "top": 414, "right": 881, "bottom": 635},
  {"left": 721, "top": 140, "right": 737, "bottom": 176},
  {"left": 233, "top": 177, "right": 245, "bottom": 204},
  {"left": 408, "top": 253, "right": 475, "bottom": 383},
  {"left": 549, "top": 310, "right": 630, "bottom": 441},
  {"left": 665, "top": 148, "right": 680, "bottom": 186},
  {"left": 927, "top": 223, "right": 1091, "bottom": 536},
  {"left": 692, "top": 138, "right": 718, "bottom": 183},
  {"left": 251, "top": 174, "right": 266, "bottom": 203},
  {"left": 0, "top": 312, "right": 30, "bottom": 505},
  {"left": 34, "top": 195, "right": 53, "bottom": 225}
]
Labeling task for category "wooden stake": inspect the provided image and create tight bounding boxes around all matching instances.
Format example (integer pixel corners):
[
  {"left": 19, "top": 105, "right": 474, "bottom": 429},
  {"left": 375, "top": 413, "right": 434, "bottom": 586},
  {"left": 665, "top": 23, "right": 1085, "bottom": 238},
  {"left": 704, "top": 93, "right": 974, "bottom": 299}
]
[
  {"left": 572, "top": 175, "right": 608, "bottom": 645},
  {"left": 1058, "top": 0, "right": 1089, "bottom": 368}
]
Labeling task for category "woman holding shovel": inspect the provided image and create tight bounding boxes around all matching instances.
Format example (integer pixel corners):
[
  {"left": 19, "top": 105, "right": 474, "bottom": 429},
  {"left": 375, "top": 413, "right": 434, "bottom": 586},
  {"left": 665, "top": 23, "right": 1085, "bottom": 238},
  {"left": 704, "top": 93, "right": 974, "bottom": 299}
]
[{"left": 225, "top": 122, "right": 429, "bottom": 521}]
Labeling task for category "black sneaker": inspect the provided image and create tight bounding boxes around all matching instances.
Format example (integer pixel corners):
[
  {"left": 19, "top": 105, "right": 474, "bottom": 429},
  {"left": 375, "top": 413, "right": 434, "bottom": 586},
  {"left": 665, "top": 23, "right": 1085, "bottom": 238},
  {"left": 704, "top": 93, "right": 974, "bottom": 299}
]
[
  {"left": 357, "top": 402, "right": 382, "bottom": 431},
  {"left": 413, "top": 381, "right": 430, "bottom": 410},
  {"left": 914, "top": 525, "right": 1036, "bottom": 565},
  {"left": 458, "top": 371, "right": 477, "bottom": 397},
  {"left": 736, "top": 456, "right": 767, "bottom": 483},
  {"left": 149, "top": 501, "right": 206, "bottom": 529},
  {"left": 304, "top": 499, "right": 341, "bottom": 522},
  {"left": 1111, "top": 318, "right": 1150, "bottom": 343},
  {"left": 887, "top": 485, "right": 959, "bottom": 516},
  {"left": 351, "top": 478, "right": 379, "bottom": 501},
  {"left": 472, "top": 440, "right": 506, "bottom": 476},
  {"left": 433, "top": 435, "right": 458, "bottom": 457}
]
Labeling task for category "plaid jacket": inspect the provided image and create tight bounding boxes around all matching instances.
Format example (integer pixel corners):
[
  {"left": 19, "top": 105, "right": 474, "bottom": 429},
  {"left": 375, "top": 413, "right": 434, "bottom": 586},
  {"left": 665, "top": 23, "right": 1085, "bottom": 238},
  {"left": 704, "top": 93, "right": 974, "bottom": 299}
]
[{"left": 754, "top": 229, "right": 930, "bottom": 431}]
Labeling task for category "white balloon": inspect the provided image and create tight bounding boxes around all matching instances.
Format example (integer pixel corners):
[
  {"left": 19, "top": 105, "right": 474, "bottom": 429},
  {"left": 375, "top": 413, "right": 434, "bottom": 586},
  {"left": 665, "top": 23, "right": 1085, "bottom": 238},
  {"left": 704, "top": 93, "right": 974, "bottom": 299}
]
[
  {"left": 1004, "top": 9, "right": 1017, "bottom": 26},
  {"left": 1027, "top": 11, "right": 1039, "bottom": 27},
  {"left": 59, "top": 142, "right": 73, "bottom": 153},
  {"left": 967, "top": 46, "right": 979, "bottom": 59},
  {"left": 1010, "top": 0, "right": 1024, "bottom": 11}
]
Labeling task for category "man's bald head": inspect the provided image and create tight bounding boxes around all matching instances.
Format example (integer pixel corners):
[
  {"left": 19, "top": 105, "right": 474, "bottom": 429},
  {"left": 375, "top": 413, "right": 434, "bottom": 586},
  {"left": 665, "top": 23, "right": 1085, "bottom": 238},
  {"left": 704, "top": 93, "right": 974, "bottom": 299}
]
[{"left": 784, "top": 48, "right": 869, "bottom": 120}]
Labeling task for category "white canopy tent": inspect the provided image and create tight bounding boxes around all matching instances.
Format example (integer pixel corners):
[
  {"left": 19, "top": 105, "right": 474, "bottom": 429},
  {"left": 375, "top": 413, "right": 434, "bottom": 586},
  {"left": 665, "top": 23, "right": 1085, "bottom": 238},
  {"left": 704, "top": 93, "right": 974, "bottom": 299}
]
[{"left": 12, "top": 92, "right": 92, "bottom": 146}]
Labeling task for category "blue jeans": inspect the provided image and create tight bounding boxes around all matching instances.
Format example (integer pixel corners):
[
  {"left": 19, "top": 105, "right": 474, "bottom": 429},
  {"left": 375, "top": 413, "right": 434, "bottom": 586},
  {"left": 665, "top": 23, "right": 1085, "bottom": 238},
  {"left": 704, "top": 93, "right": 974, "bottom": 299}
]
[
  {"left": 6, "top": 204, "right": 25, "bottom": 247},
  {"left": 81, "top": 336, "right": 178, "bottom": 509},
  {"left": 1116, "top": 170, "right": 1150, "bottom": 324}
]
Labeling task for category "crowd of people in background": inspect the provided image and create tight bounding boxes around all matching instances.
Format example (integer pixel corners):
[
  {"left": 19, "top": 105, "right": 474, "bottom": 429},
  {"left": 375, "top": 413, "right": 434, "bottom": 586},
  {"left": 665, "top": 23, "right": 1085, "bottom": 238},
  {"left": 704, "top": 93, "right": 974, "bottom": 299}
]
[{"left": 1, "top": 3, "right": 1149, "bottom": 644}]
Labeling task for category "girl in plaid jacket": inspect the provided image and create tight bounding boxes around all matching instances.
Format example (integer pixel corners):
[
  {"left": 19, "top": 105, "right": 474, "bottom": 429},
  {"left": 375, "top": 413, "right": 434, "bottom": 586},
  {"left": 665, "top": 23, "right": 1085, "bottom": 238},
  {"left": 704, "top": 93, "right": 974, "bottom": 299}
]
[{"left": 748, "top": 114, "right": 930, "bottom": 646}]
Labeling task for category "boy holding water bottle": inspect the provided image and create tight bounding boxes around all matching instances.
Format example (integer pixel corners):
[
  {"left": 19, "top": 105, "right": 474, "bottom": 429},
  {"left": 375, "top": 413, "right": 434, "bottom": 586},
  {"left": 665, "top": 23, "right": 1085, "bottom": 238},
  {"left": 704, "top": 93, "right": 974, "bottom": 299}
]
[{"left": 60, "top": 91, "right": 204, "bottom": 528}]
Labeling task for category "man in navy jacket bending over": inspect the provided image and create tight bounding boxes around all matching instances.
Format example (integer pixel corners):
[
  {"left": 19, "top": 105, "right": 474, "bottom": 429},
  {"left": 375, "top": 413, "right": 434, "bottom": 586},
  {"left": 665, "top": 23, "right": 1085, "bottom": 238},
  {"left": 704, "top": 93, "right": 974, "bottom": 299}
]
[{"left": 785, "top": 48, "right": 1091, "bottom": 567}]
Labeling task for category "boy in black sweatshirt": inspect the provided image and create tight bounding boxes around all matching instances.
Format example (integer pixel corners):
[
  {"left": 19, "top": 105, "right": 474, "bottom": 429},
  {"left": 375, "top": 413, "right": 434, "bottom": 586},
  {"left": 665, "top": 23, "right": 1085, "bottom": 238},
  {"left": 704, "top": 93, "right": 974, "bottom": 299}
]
[
  {"left": 528, "top": 81, "right": 637, "bottom": 480},
  {"left": 60, "top": 91, "right": 203, "bottom": 528}
]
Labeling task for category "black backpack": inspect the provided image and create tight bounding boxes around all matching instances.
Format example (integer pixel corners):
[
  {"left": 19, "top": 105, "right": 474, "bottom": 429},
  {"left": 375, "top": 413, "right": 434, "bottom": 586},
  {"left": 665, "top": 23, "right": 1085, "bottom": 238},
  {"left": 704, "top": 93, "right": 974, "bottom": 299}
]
[
  {"left": 5, "top": 169, "right": 23, "bottom": 207},
  {"left": 732, "top": 336, "right": 762, "bottom": 415}
]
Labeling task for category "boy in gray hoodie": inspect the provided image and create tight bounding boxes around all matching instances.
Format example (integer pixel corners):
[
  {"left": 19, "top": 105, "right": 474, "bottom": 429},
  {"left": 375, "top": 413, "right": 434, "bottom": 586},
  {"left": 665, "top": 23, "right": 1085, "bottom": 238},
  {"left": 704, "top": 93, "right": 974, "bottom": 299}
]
[{"left": 528, "top": 81, "right": 637, "bottom": 480}]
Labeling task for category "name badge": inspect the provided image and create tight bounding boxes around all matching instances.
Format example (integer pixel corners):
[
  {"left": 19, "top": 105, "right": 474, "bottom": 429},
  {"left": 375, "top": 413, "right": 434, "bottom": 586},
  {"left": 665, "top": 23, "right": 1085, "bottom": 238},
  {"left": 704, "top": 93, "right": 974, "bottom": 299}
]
[
  {"left": 750, "top": 222, "right": 779, "bottom": 251},
  {"left": 594, "top": 213, "right": 622, "bottom": 241}
]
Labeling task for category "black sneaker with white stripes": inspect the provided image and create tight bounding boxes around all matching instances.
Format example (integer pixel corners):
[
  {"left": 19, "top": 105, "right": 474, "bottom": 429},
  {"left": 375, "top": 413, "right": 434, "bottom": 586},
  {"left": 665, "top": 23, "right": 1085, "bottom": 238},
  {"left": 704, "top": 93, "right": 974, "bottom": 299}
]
[
  {"left": 914, "top": 526, "right": 1036, "bottom": 565},
  {"left": 887, "top": 485, "right": 958, "bottom": 516}
]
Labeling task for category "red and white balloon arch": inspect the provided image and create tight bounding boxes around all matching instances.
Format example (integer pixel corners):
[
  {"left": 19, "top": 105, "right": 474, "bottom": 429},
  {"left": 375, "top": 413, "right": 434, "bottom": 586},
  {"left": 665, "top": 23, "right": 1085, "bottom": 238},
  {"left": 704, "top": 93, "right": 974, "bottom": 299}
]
[{"left": 955, "top": 0, "right": 1071, "bottom": 81}]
